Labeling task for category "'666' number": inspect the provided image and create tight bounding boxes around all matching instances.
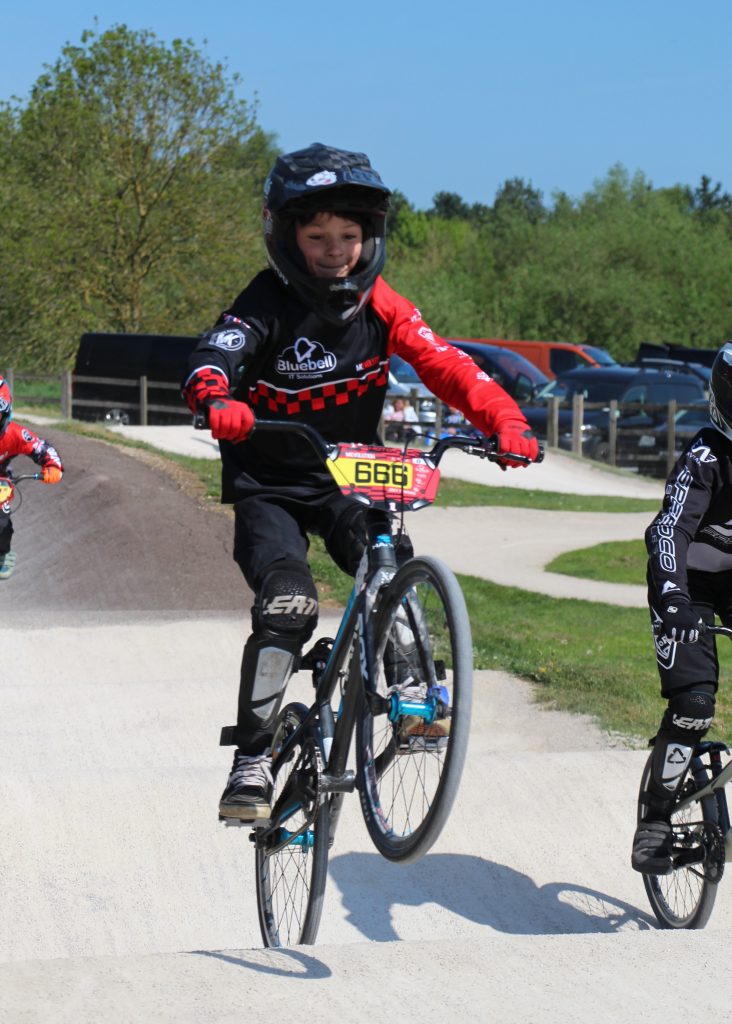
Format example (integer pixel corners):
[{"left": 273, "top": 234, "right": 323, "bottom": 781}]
[{"left": 354, "top": 460, "right": 410, "bottom": 487}]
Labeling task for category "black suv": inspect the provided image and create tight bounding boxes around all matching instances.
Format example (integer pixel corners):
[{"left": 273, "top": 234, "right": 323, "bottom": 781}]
[
  {"left": 522, "top": 365, "right": 706, "bottom": 463},
  {"left": 447, "top": 339, "right": 549, "bottom": 402}
]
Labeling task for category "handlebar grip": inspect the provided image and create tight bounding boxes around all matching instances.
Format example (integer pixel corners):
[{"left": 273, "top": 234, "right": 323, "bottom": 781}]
[{"left": 193, "top": 410, "right": 208, "bottom": 430}]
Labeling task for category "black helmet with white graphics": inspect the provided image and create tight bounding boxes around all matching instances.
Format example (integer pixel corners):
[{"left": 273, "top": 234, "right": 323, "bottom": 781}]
[
  {"left": 709, "top": 342, "right": 732, "bottom": 441},
  {"left": 262, "top": 142, "right": 391, "bottom": 325}
]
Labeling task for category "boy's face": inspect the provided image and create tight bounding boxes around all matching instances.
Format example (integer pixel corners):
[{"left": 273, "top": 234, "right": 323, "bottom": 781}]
[{"left": 295, "top": 212, "right": 363, "bottom": 278}]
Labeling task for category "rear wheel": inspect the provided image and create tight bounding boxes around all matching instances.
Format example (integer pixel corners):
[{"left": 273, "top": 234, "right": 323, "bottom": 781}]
[
  {"left": 356, "top": 556, "right": 473, "bottom": 863},
  {"left": 639, "top": 752, "right": 722, "bottom": 929},
  {"left": 255, "top": 703, "right": 329, "bottom": 946}
]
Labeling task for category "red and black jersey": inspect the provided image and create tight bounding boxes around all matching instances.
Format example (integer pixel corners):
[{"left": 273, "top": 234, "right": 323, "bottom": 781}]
[
  {"left": 184, "top": 269, "right": 528, "bottom": 501},
  {"left": 0, "top": 421, "right": 63, "bottom": 477}
]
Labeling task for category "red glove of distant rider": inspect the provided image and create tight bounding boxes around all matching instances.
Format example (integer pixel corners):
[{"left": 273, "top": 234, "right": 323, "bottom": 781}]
[
  {"left": 496, "top": 420, "right": 539, "bottom": 469},
  {"left": 206, "top": 398, "right": 254, "bottom": 443},
  {"left": 42, "top": 466, "right": 63, "bottom": 484}
]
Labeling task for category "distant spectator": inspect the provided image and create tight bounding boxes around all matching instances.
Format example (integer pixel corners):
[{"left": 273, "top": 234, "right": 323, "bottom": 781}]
[{"left": 384, "top": 396, "right": 418, "bottom": 440}]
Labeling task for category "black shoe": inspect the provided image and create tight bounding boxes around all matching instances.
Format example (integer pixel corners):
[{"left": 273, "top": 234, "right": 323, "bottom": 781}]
[
  {"left": 632, "top": 818, "right": 673, "bottom": 874},
  {"left": 218, "top": 750, "right": 273, "bottom": 821}
]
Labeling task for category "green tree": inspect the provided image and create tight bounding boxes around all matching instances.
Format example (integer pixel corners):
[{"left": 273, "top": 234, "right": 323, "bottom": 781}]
[{"left": 0, "top": 24, "right": 275, "bottom": 370}]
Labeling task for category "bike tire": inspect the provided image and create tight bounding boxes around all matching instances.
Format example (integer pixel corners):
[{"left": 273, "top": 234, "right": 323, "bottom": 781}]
[
  {"left": 356, "top": 555, "right": 473, "bottom": 863},
  {"left": 255, "top": 702, "right": 329, "bottom": 946},
  {"left": 639, "top": 752, "right": 721, "bottom": 930}
]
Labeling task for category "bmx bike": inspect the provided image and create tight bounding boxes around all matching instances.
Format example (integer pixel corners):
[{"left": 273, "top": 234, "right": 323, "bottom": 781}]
[
  {"left": 196, "top": 414, "right": 542, "bottom": 946},
  {"left": 638, "top": 623, "right": 732, "bottom": 929}
]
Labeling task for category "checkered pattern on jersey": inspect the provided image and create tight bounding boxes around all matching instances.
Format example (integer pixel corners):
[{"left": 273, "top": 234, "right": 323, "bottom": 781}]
[{"left": 248, "top": 365, "right": 389, "bottom": 415}]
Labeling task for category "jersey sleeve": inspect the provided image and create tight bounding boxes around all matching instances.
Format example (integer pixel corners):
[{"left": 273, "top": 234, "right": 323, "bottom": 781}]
[
  {"left": 369, "top": 277, "right": 529, "bottom": 434},
  {"left": 645, "top": 434, "right": 717, "bottom": 600},
  {"left": 6, "top": 423, "right": 63, "bottom": 470},
  {"left": 182, "top": 272, "right": 274, "bottom": 412}
]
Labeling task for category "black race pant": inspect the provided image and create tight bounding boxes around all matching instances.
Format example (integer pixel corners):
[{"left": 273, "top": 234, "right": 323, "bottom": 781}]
[
  {"left": 233, "top": 488, "right": 369, "bottom": 589},
  {"left": 647, "top": 567, "right": 732, "bottom": 697},
  {"left": 228, "top": 488, "right": 368, "bottom": 753},
  {"left": 0, "top": 511, "right": 12, "bottom": 555}
]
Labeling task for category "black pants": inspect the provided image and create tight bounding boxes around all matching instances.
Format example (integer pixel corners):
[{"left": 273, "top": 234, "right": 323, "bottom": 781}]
[
  {"left": 0, "top": 509, "right": 12, "bottom": 555},
  {"left": 647, "top": 567, "right": 732, "bottom": 697},
  {"left": 233, "top": 488, "right": 369, "bottom": 589},
  {"left": 227, "top": 488, "right": 368, "bottom": 753}
]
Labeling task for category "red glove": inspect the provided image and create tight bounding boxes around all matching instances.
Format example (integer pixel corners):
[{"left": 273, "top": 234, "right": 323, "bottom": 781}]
[
  {"left": 183, "top": 368, "right": 254, "bottom": 443},
  {"left": 42, "top": 466, "right": 63, "bottom": 484},
  {"left": 206, "top": 398, "right": 254, "bottom": 443},
  {"left": 496, "top": 420, "right": 539, "bottom": 469}
]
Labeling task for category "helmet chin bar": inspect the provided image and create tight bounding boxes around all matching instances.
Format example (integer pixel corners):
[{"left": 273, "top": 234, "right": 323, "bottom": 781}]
[{"left": 710, "top": 406, "right": 732, "bottom": 442}]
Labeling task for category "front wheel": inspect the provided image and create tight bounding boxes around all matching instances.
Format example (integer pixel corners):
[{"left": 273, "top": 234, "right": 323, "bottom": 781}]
[
  {"left": 357, "top": 556, "right": 473, "bottom": 863},
  {"left": 255, "top": 703, "right": 329, "bottom": 946},
  {"left": 639, "top": 752, "right": 722, "bottom": 929}
]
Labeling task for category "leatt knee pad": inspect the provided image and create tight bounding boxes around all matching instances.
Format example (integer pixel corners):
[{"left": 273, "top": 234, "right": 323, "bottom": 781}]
[
  {"left": 238, "top": 560, "right": 319, "bottom": 730},
  {"left": 649, "top": 686, "right": 716, "bottom": 802}
]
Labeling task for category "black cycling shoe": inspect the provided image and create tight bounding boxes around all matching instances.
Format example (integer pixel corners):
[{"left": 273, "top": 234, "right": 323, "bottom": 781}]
[
  {"left": 632, "top": 818, "right": 673, "bottom": 874},
  {"left": 218, "top": 750, "right": 273, "bottom": 821}
]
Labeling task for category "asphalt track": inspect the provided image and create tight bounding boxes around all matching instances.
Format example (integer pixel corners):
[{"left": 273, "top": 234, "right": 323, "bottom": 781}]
[{"left": 3, "top": 426, "right": 731, "bottom": 1022}]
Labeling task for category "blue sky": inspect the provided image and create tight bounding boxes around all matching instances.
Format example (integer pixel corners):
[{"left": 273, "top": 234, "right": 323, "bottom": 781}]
[{"left": 2, "top": 1, "right": 731, "bottom": 210}]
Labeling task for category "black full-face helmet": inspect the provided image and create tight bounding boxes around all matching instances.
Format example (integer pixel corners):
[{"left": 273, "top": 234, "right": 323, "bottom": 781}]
[
  {"left": 709, "top": 342, "right": 732, "bottom": 441},
  {"left": 263, "top": 142, "right": 391, "bottom": 325}
]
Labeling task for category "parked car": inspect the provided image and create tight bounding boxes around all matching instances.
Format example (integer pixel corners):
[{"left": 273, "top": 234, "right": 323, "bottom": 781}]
[
  {"left": 450, "top": 338, "right": 616, "bottom": 378},
  {"left": 446, "top": 339, "right": 550, "bottom": 402},
  {"left": 615, "top": 399, "right": 712, "bottom": 477},
  {"left": 630, "top": 357, "right": 711, "bottom": 391},
  {"left": 522, "top": 365, "right": 706, "bottom": 464}
]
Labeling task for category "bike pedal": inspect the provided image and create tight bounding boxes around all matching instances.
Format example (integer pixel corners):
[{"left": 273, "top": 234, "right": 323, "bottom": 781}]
[
  {"left": 300, "top": 637, "right": 334, "bottom": 671},
  {"left": 219, "top": 815, "right": 272, "bottom": 829},
  {"left": 398, "top": 734, "right": 449, "bottom": 753}
]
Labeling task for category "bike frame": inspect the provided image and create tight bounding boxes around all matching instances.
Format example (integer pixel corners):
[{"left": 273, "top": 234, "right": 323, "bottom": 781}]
[{"left": 256, "top": 504, "right": 399, "bottom": 849}]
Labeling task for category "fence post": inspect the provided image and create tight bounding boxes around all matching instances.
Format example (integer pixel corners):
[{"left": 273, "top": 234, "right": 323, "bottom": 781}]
[
  {"left": 6, "top": 368, "right": 13, "bottom": 392},
  {"left": 60, "top": 371, "right": 73, "bottom": 419},
  {"left": 547, "top": 396, "right": 559, "bottom": 448},
  {"left": 139, "top": 375, "right": 148, "bottom": 426},
  {"left": 571, "top": 393, "right": 584, "bottom": 455},
  {"left": 608, "top": 399, "right": 618, "bottom": 466},
  {"left": 666, "top": 399, "right": 677, "bottom": 476}
]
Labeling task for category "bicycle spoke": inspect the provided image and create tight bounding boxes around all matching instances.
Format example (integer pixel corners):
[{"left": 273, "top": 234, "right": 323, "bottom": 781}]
[
  {"left": 255, "top": 704, "right": 329, "bottom": 946},
  {"left": 357, "top": 557, "right": 472, "bottom": 862}
]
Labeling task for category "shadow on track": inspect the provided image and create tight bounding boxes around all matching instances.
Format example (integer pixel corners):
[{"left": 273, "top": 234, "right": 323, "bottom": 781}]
[{"left": 329, "top": 852, "right": 655, "bottom": 940}]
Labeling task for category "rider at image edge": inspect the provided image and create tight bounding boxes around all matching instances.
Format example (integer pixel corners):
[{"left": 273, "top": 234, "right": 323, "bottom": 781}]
[
  {"left": 633, "top": 340, "right": 732, "bottom": 874},
  {"left": 182, "top": 142, "right": 540, "bottom": 822},
  {"left": 0, "top": 375, "right": 64, "bottom": 580}
]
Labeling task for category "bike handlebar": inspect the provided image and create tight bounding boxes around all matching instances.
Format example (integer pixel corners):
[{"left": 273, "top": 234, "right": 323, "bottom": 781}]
[
  {"left": 192, "top": 411, "right": 545, "bottom": 467},
  {"left": 702, "top": 624, "right": 732, "bottom": 639},
  {"left": 652, "top": 621, "right": 732, "bottom": 640}
]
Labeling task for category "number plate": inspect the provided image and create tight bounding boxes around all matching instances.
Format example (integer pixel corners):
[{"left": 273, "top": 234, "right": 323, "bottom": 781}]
[
  {"left": 638, "top": 435, "right": 656, "bottom": 448},
  {"left": 327, "top": 444, "right": 440, "bottom": 509}
]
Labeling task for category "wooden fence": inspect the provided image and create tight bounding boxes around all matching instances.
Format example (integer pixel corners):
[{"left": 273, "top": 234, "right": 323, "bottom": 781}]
[{"left": 5, "top": 369, "right": 698, "bottom": 475}]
